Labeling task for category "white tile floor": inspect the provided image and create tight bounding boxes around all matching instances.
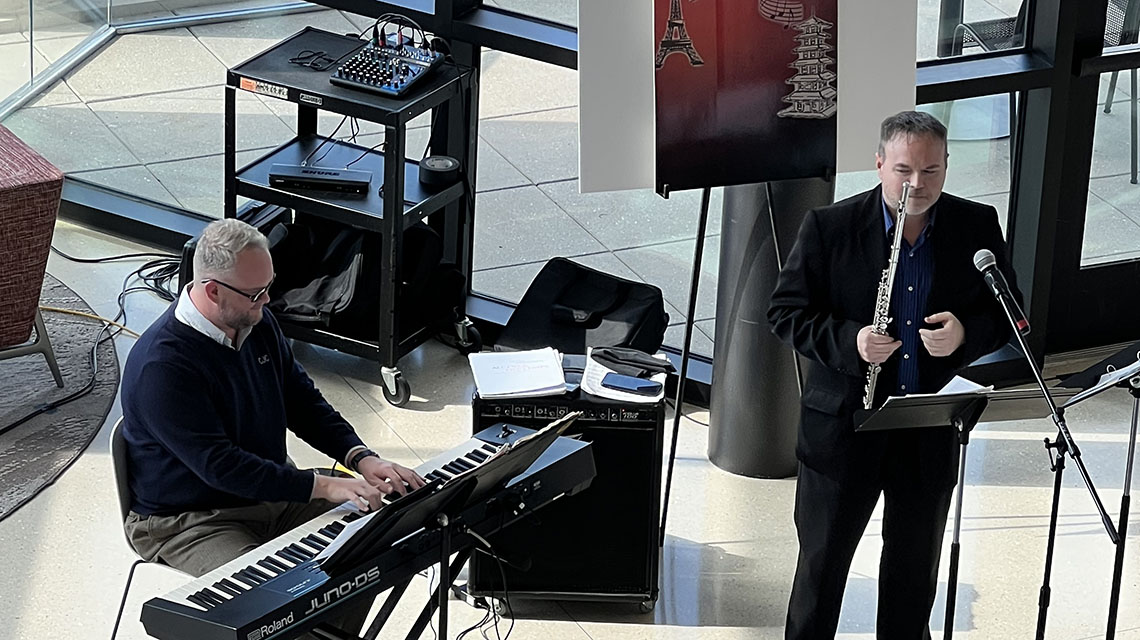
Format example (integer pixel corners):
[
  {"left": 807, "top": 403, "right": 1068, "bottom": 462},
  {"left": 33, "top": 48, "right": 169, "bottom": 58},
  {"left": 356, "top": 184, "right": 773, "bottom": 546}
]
[{"left": 1, "top": 220, "right": 1137, "bottom": 640}]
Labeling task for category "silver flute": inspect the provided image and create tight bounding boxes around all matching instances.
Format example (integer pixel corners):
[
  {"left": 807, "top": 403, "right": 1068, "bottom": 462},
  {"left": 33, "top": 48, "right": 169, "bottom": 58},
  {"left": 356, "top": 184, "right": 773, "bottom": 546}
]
[{"left": 863, "top": 181, "right": 912, "bottom": 410}]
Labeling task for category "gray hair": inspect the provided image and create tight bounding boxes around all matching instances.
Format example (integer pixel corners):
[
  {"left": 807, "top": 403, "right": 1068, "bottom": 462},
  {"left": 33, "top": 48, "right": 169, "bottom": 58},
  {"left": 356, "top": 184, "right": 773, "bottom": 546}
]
[
  {"left": 878, "top": 111, "right": 948, "bottom": 157},
  {"left": 192, "top": 218, "right": 269, "bottom": 281}
]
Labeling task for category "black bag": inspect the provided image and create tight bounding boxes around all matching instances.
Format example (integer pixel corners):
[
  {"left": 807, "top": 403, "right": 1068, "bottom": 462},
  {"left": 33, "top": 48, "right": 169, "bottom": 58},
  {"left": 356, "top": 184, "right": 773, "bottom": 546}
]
[
  {"left": 496, "top": 257, "right": 669, "bottom": 355},
  {"left": 267, "top": 215, "right": 464, "bottom": 341},
  {"left": 266, "top": 220, "right": 363, "bottom": 324}
]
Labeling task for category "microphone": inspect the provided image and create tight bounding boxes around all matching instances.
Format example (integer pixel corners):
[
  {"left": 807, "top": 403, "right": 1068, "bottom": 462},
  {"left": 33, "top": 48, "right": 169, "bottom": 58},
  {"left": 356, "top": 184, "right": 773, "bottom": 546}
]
[{"left": 973, "top": 249, "right": 1030, "bottom": 336}]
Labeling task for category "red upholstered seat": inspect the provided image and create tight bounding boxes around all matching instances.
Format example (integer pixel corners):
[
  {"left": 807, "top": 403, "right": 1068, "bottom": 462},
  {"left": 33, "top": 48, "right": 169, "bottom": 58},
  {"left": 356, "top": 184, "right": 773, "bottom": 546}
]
[{"left": 0, "top": 124, "right": 63, "bottom": 349}]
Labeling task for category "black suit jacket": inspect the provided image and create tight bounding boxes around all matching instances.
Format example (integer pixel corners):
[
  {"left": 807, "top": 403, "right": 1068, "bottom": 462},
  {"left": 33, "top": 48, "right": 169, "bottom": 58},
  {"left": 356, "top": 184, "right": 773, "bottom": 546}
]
[{"left": 767, "top": 186, "right": 1020, "bottom": 484}]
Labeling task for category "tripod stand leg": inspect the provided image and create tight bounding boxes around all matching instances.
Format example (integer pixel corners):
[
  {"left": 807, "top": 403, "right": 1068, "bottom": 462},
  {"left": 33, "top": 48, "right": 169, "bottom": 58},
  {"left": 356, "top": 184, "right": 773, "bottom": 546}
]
[
  {"left": 363, "top": 577, "right": 413, "bottom": 640},
  {"left": 405, "top": 548, "right": 472, "bottom": 640},
  {"left": 1035, "top": 445, "right": 1066, "bottom": 640},
  {"left": 1106, "top": 393, "right": 1138, "bottom": 639},
  {"left": 1105, "top": 494, "right": 1130, "bottom": 639},
  {"left": 944, "top": 428, "right": 970, "bottom": 640},
  {"left": 660, "top": 186, "right": 712, "bottom": 547}
]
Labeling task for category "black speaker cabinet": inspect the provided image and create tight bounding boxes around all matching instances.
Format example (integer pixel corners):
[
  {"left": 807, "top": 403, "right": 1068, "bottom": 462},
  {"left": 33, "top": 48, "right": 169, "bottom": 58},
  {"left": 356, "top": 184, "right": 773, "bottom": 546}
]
[{"left": 467, "top": 391, "right": 663, "bottom": 609}]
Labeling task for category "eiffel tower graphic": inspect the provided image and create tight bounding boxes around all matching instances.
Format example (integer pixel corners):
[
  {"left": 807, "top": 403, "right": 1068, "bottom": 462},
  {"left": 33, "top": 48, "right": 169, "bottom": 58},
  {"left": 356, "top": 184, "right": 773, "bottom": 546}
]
[{"left": 655, "top": 0, "right": 704, "bottom": 69}]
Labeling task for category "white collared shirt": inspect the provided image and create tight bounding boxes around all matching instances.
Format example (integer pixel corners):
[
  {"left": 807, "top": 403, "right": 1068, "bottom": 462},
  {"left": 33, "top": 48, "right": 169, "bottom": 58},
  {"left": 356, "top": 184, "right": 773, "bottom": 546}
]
[{"left": 174, "top": 285, "right": 253, "bottom": 350}]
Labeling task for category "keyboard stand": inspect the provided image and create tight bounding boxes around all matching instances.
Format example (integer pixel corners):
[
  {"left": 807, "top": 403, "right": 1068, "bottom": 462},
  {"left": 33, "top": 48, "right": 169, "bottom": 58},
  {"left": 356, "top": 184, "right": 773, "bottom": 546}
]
[{"left": 313, "top": 480, "right": 480, "bottom": 640}]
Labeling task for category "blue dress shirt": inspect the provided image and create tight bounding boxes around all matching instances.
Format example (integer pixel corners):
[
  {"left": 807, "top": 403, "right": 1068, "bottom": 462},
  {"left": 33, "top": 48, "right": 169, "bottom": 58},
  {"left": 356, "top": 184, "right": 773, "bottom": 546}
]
[{"left": 882, "top": 198, "right": 935, "bottom": 395}]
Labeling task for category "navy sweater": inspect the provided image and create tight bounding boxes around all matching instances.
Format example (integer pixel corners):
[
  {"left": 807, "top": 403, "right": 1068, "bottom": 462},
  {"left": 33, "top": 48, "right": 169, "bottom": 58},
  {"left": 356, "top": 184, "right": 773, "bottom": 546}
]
[{"left": 122, "top": 305, "right": 363, "bottom": 516}]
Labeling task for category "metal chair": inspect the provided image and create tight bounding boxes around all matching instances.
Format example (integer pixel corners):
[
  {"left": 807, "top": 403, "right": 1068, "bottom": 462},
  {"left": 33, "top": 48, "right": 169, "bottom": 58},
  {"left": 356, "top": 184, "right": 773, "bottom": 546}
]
[
  {"left": 1102, "top": 0, "right": 1140, "bottom": 183},
  {"left": 107, "top": 417, "right": 347, "bottom": 639},
  {"left": 109, "top": 417, "right": 180, "bottom": 640}
]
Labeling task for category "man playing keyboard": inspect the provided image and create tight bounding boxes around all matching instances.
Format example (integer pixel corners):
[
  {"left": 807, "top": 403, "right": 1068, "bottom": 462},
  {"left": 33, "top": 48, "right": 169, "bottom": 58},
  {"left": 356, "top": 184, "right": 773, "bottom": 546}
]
[{"left": 120, "top": 218, "right": 424, "bottom": 635}]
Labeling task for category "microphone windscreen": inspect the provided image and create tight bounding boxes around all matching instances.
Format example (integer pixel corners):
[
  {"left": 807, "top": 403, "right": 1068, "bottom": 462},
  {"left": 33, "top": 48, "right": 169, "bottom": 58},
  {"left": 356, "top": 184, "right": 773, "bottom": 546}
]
[{"left": 973, "top": 248, "right": 996, "bottom": 272}]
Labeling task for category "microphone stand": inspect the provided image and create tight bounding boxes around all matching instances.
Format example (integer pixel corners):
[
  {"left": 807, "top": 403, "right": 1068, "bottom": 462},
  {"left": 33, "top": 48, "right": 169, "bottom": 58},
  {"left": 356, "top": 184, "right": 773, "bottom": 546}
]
[{"left": 985, "top": 286, "right": 1120, "bottom": 640}]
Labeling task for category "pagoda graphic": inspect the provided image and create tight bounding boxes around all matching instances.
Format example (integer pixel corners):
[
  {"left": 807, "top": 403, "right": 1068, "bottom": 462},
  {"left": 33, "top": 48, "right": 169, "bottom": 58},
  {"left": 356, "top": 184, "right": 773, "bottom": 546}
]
[
  {"left": 655, "top": 0, "right": 704, "bottom": 69},
  {"left": 758, "top": 0, "right": 804, "bottom": 28},
  {"left": 777, "top": 13, "right": 837, "bottom": 119}
]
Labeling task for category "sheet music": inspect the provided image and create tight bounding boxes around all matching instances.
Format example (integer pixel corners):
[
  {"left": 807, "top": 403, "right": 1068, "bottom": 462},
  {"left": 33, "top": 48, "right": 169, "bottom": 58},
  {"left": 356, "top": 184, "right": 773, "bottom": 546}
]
[
  {"left": 937, "top": 376, "right": 994, "bottom": 395},
  {"left": 884, "top": 376, "right": 993, "bottom": 401},
  {"left": 1064, "top": 358, "right": 1140, "bottom": 408},
  {"left": 314, "top": 503, "right": 373, "bottom": 561},
  {"left": 468, "top": 348, "right": 567, "bottom": 399}
]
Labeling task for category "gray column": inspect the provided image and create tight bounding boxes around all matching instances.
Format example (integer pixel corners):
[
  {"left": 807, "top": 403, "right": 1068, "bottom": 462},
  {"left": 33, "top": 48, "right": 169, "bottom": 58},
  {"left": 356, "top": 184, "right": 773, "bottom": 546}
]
[{"left": 708, "top": 178, "right": 834, "bottom": 479}]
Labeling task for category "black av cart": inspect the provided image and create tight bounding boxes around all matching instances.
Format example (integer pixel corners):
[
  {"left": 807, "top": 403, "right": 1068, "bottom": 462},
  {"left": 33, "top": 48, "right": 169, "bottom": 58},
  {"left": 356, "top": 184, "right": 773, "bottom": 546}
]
[{"left": 222, "top": 27, "right": 480, "bottom": 406}]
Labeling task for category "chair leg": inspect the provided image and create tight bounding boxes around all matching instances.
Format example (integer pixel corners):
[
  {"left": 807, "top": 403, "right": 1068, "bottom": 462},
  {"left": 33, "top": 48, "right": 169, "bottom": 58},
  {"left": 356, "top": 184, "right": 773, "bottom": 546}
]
[
  {"left": 111, "top": 559, "right": 144, "bottom": 640},
  {"left": 1107, "top": 70, "right": 1121, "bottom": 114},
  {"left": 33, "top": 310, "right": 64, "bottom": 388},
  {"left": 951, "top": 25, "right": 967, "bottom": 57},
  {"left": 1131, "top": 69, "right": 1137, "bottom": 184}
]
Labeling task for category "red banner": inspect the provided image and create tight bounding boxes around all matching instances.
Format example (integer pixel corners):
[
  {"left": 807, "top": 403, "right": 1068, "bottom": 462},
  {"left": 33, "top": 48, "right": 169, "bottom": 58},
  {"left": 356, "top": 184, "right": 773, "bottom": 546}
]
[{"left": 654, "top": 0, "right": 838, "bottom": 194}]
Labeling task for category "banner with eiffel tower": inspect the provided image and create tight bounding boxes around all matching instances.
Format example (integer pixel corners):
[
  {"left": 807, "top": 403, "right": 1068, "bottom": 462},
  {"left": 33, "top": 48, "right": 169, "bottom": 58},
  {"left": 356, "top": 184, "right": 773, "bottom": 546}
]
[
  {"left": 579, "top": 0, "right": 918, "bottom": 194},
  {"left": 653, "top": 0, "right": 838, "bottom": 193}
]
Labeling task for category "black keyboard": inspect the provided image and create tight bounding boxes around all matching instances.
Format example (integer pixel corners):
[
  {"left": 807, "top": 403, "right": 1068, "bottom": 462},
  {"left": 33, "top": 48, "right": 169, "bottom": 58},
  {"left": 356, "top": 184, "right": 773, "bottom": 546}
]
[
  {"left": 328, "top": 42, "right": 443, "bottom": 97},
  {"left": 139, "top": 426, "right": 595, "bottom": 640}
]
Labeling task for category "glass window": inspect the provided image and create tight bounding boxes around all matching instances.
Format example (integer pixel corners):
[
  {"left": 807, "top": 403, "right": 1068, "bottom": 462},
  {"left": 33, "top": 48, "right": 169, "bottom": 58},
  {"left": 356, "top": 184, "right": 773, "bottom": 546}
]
[
  {"left": 919, "top": 0, "right": 1028, "bottom": 62},
  {"left": 131, "top": 0, "right": 286, "bottom": 22},
  {"left": 33, "top": 0, "right": 104, "bottom": 66},
  {"left": 1, "top": 10, "right": 399, "bottom": 219},
  {"left": 1083, "top": 69, "right": 1140, "bottom": 266},
  {"left": 1103, "top": 0, "right": 1139, "bottom": 54},
  {"left": 485, "top": 0, "right": 577, "bottom": 28},
  {"left": 472, "top": 49, "right": 718, "bottom": 356},
  {"left": 1, "top": 10, "right": 33, "bottom": 105}
]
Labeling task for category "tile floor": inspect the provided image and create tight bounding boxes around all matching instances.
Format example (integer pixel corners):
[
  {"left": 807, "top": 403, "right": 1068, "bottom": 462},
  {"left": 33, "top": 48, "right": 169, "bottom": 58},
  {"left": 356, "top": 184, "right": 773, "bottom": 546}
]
[{"left": 0, "top": 220, "right": 1137, "bottom": 640}]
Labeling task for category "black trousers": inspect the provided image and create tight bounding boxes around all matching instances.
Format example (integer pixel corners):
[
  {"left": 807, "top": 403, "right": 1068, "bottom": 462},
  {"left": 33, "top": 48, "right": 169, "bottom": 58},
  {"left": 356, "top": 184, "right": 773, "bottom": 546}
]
[{"left": 785, "top": 440, "right": 956, "bottom": 640}]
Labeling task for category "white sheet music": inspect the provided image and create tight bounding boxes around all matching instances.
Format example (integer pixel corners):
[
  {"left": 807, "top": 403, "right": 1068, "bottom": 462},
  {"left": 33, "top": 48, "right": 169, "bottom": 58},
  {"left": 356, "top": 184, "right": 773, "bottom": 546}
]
[
  {"left": 468, "top": 348, "right": 567, "bottom": 399},
  {"left": 1064, "top": 358, "right": 1140, "bottom": 408},
  {"left": 937, "top": 376, "right": 994, "bottom": 395},
  {"left": 314, "top": 503, "right": 373, "bottom": 561}
]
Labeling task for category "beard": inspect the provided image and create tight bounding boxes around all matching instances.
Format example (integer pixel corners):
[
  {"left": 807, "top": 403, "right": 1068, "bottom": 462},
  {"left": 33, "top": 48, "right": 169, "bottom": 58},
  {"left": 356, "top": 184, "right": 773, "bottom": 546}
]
[{"left": 218, "top": 302, "right": 262, "bottom": 333}]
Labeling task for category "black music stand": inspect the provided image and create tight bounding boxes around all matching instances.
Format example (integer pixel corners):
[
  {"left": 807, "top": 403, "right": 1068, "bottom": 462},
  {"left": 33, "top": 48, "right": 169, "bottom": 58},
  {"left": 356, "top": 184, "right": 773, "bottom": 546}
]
[
  {"left": 858, "top": 389, "right": 987, "bottom": 640},
  {"left": 857, "top": 385, "right": 1087, "bottom": 640},
  {"left": 318, "top": 414, "right": 580, "bottom": 640},
  {"left": 1059, "top": 348, "right": 1140, "bottom": 640}
]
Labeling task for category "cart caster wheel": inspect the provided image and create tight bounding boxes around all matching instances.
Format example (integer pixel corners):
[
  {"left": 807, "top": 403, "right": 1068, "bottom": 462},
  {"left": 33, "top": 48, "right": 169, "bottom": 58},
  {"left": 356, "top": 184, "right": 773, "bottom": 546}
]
[
  {"left": 638, "top": 598, "right": 656, "bottom": 613},
  {"left": 383, "top": 376, "right": 411, "bottom": 407},
  {"left": 457, "top": 325, "right": 482, "bottom": 355}
]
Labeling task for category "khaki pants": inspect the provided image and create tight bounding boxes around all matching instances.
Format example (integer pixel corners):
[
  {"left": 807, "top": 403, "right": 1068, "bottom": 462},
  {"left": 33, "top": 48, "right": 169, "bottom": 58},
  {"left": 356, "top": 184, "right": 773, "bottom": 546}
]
[{"left": 126, "top": 500, "right": 372, "bottom": 637}]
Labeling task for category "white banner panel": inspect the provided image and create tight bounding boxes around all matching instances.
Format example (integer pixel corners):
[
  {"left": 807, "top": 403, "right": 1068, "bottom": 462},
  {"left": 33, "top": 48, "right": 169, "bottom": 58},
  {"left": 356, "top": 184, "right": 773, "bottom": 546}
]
[
  {"left": 579, "top": 0, "right": 656, "bottom": 193},
  {"left": 836, "top": 0, "right": 917, "bottom": 172}
]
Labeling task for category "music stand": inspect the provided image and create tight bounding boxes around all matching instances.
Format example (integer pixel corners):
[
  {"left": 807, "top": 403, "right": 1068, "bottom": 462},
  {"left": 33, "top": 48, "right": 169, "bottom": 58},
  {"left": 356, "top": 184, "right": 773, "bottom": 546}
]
[
  {"left": 857, "top": 385, "right": 1081, "bottom": 640},
  {"left": 858, "top": 389, "right": 986, "bottom": 640},
  {"left": 1059, "top": 349, "right": 1140, "bottom": 640},
  {"left": 324, "top": 412, "right": 581, "bottom": 640}
]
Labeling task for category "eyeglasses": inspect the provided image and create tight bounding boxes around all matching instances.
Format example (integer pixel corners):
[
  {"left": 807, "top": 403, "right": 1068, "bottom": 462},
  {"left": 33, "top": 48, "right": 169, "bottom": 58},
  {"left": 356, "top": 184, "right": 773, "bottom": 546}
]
[{"left": 202, "top": 277, "right": 275, "bottom": 303}]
